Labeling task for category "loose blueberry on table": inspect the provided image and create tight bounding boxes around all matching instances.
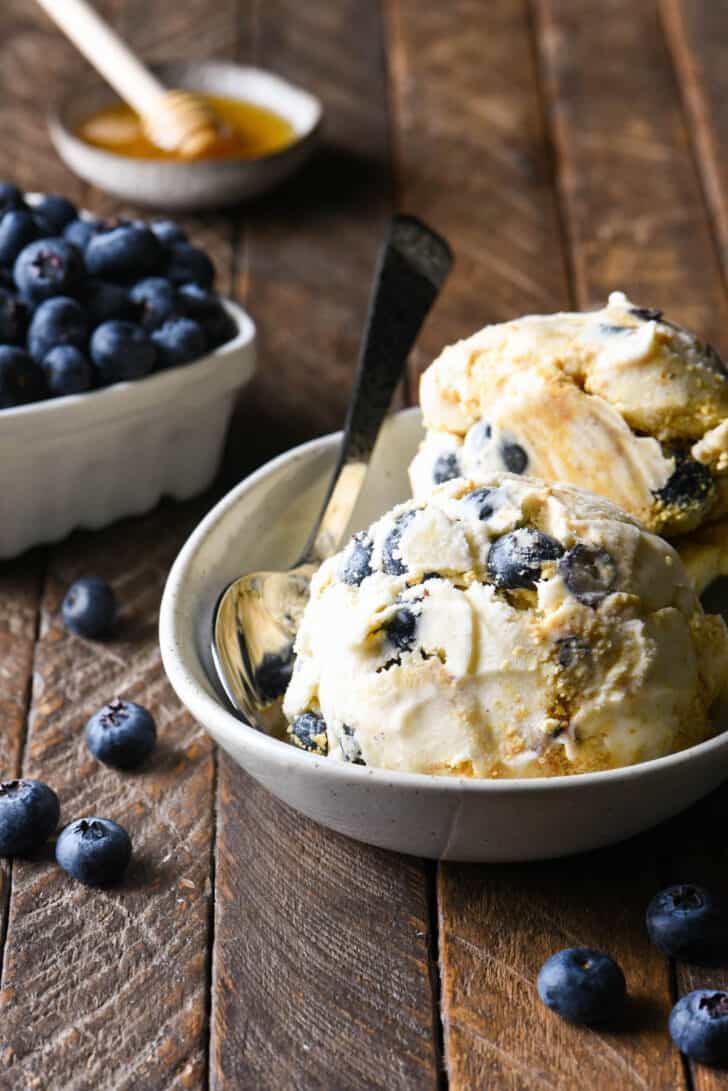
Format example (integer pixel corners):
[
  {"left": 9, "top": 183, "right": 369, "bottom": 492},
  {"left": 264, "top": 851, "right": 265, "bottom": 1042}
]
[
  {"left": 670, "top": 990, "right": 728, "bottom": 1066},
  {"left": 55, "top": 817, "right": 132, "bottom": 886},
  {"left": 0, "top": 182, "right": 237, "bottom": 410},
  {"left": 85, "top": 699, "right": 157, "bottom": 771},
  {"left": 0, "top": 778, "right": 60, "bottom": 856},
  {"left": 62, "top": 576, "right": 116, "bottom": 639},
  {"left": 537, "top": 947, "right": 627, "bottom": 1025},
  {"left": 646, "top": 884, "right": 726, "bottom": 962}
]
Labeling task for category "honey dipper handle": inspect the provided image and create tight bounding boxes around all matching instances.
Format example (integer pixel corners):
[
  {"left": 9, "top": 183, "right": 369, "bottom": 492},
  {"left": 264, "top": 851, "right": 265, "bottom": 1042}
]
[{"left": 35, "top": 0, "right": 167, "bottom": 119}]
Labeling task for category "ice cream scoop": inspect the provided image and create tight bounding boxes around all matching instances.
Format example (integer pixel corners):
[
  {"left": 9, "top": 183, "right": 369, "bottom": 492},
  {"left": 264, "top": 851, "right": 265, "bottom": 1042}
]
[
  {"left": 410, "top": 293, "right": 728, "bottom": 538},
  {"left": 283, "top": 475, "right": 728, "bottom": 777}
]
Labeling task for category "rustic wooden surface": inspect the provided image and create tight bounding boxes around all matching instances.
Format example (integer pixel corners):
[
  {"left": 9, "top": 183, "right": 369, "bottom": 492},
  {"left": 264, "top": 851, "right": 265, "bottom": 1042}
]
[{"left": 0, "top": 1, "right": 727, "bottom": 1088}]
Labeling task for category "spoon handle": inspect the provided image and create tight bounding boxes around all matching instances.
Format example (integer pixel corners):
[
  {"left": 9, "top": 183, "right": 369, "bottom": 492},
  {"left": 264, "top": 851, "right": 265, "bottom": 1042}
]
[{"left": 302, "top": 214, "right": 452, "bottom": 563}]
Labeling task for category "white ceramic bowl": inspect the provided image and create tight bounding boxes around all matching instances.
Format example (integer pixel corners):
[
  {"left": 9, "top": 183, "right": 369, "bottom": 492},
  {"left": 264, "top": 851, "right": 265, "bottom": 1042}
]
[
  {"left": 159, "top": 408, "right": 728, "bottom": 861},
  {"left": 0, "top": 296, "right": 255, "bottom": 559},
  {"left": 49, "top": 61, "right": 322, "bottom": 211}
]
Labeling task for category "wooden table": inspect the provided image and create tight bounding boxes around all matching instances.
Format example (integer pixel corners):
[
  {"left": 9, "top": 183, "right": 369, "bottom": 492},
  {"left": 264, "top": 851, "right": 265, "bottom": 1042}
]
[{"left": 1, "top": 1, "right": 728, "bottom": 1087}]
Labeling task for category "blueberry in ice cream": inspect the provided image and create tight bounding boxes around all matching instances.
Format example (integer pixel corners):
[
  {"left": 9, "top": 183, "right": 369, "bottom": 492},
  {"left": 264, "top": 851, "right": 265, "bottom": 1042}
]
[
  {"left": 410, "top": 292, "right": 728, "bottom": 537},
  {"left": 283, "top": 475, "right": 728, "bottom": 777}
]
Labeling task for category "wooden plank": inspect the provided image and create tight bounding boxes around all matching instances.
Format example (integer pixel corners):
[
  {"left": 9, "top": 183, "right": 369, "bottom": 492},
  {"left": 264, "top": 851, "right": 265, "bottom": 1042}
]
[
  {"left": 660, "top": 10, "right": 728, "bottom": 1086},
  {"left": 0, "top": 2, "right": 238, "bottom": 1088},
  {"left": 386, "top": 0, "right": 709, "bottom": 1086},
  {"left": 210, "top": 2, "right": 440, "bottom": 1088},
  {"left": 538, "top": 0, "right": 728, "bottom": 346},
  {"left": 385, "top": 0, "right": 571, "bottom": 383},
  {"left": 0, "top": 503, "right": 216, "bottom": 1089},
  {"left": 662, "top": 0, "right": 728, "bottom": 287},
  {"left": 538, "top": 2, "right": 728, "bottom": 1088}
]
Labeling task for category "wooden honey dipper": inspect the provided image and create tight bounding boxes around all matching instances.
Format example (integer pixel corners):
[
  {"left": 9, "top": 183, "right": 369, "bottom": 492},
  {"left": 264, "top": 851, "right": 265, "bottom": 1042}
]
[{"left": 36, "top": 0, "right": 222, "bottom": 158}]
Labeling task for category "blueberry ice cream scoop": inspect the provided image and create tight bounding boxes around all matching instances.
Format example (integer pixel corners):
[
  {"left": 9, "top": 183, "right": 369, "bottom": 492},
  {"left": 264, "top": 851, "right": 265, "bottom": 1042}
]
[{"left": 283, "top": 474, "right": 728, "bottom": 776}]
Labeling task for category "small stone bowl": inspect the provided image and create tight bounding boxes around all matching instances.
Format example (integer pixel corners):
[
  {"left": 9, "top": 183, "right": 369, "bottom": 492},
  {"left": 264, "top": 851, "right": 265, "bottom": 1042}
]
[{"left": 49, "top": 60, "right": 323, "bottom": 211}]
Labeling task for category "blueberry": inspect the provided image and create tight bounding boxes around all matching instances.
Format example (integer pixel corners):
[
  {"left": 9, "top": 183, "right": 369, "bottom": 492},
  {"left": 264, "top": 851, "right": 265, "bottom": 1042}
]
[
  {"left": 32, "top": 213, "right": 55, "bottom": 238},
  {"left": 341, "top": 724, "right": 365, "bottom": 765},
  {"left": 85, "top": 698, "right": 156, "bottom": 770},
  {"left": 646, "top": 884, "right": 726, "bottom": 962},
  {"left": 339, "top": 533, "right": 373, "bottom": 586},
  {"left": 177, "top": 283, "right": 236, "bottom": 348},
  {"left": 555, "top": 636, "right": 591, "bottom": 669},
  {"left": 90, "top": 320, "right": 157, "bottom": 384},
  {"left": 464, "top": 485, "right": 500, "bottom": 520},
  {"left": 254, "top": 646, "right": 295, "bottom": 701},
  {"left": 27, "top": 296, "right": 87, "bottom": 361},
  {"left": 163, "top": 242, "right": 215, "bottom": 288},
  {"left": 631, "top": 306, "right": 663, "bottom": 322},
  {"left": 432, "top": 451, "right": 460, "bottom": 484},
  {"left": 62, "top": 576, "right": 116, "bottom": 638},
  {"left": 33, "top": 193, "right": 77, "bottom": 234},
  {"left": 670, "top": 990, "right": 728, "bottom": 1066},
  {"left": 655, "top": 456, "right": 714, "bottom": 511},
  {"left": 64, "top": 217, "right": 102, "bottom": 251},
  {"left": 55, "top": 817, "right": 132, "bottom": 886},
  {"left": 84, "top": 278, "right": 129, "bottom": 325},
  {"left": 500, "top": 441, "right": 528, "bottom": 474},
  {"left": 0, "top": 286, "right": 27, "bottom": 343},
  {"left": 385, "top": 606, "right": 417, "bottom": 651},
  {"left": 14, "top": 237, "right": 83, "bottom": 304},
  {"left": 0, "top": 182, "right": 24, "bottom": 215},
  {"left": 85, "top": 224, "right": 162, "bottom": 280},
  {"left": 0, "top": 210, "right": 39, "bottom": 266},
  {"left": 289, "top": 711, "right": 328, "bottom": 755},
  {"left": 42, "top": 345, "right": 92, "bottom": 397},
  {"left": 537, "top": 947, "right": 626, "bottom": 1025},
  {"left": 382, "top": 510, "right": 417, "bottom": 576},
  {"left": 129, "top": 276, "right": 177, "bottom": 331},
  {"left": 150, "top": 220, "right": 187, "bottom": 246},
  {"left": 0, "top": 779, "right": 60, "bottom": 856},
  {"left": 151, "top": 317, "right": 206, "bottom": 369},
  {"left": 487, "top": 528, "right": 564, "bottom": 590},
  {"left": 558, "top": 544, "right": 617, "bottom": 606},
  {"left": 0, "top": 346, "right": 45, "bottom": 408}
]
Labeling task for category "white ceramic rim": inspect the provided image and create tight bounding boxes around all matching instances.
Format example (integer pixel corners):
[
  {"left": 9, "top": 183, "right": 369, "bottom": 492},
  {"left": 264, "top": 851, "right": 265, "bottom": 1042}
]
[
  {"left": 49, "top": 61, "right": 323, "bottom": 172},
  {"left": 0, "top": 299, "right": 254, "bottom": 436},
  {"left": 160, "top": 408, "right": 728, "bottom": 796}
]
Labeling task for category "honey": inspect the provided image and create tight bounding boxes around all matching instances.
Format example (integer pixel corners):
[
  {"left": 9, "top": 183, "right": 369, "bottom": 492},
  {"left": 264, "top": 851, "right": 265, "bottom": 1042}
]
[{"left": 75, "top": 93, "right": 296, "bottom": 161}]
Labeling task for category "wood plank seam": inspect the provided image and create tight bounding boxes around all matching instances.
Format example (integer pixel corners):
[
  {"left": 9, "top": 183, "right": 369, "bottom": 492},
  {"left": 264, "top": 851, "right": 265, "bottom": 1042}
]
[
  {"left": 658, "top": 0, "right": 728, "bottom": 304},
  {"left": 525, "top": 0, "right": 577, "bottom": 309},
  {"left": 0, "top": 560, "right": 46, "bottom": 994},
  {"left": 659, "top": 0, "right": 728, "bottom": 304},
  {"left": 424, "top": 859, "right": 448, "bottom": 1090}
]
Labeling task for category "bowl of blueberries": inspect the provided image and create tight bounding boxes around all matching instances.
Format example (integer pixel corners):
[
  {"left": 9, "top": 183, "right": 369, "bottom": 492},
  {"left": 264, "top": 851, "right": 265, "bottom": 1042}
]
[{"left": 0, "top": 181, "right": 255, "bottom": 559}]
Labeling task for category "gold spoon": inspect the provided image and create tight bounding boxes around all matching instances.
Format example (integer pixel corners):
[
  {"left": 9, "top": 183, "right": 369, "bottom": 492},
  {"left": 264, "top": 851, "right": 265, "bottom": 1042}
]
[{"left": 212, "top": 215, "right": 452, "bottom": 731}]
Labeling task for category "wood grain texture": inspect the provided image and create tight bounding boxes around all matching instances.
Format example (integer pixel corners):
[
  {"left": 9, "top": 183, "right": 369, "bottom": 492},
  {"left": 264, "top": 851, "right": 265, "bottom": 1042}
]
[
  {"left": 385, "top": 0, "right": 571, "bottom": 384},
  {"left": 210, "top": 3, "right": 439, "bottom": 1088},
  {"left": 538, "top": 4, "right": 728, "bottom": 1087},
  {"left": 537, "top": 0, "right": 728, "bottom": 348},
  {"left": 0, "top": 504, "right": 216, "bottom": 1091},
  {"left": 440, "top": 843, "right": 684, "bottom": 1091},
  {"left": 0, "top": 3, "right": 238, "bottom": 1089},
  {"left": 661, "top": 0, "right": 728, "bottom": 289}
]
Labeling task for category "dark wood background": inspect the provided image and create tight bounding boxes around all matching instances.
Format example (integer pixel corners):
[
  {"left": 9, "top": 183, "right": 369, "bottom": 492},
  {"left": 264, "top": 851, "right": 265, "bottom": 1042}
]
[{"left": 1, "top": 1, "right": 728, "bottom": 1088}]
